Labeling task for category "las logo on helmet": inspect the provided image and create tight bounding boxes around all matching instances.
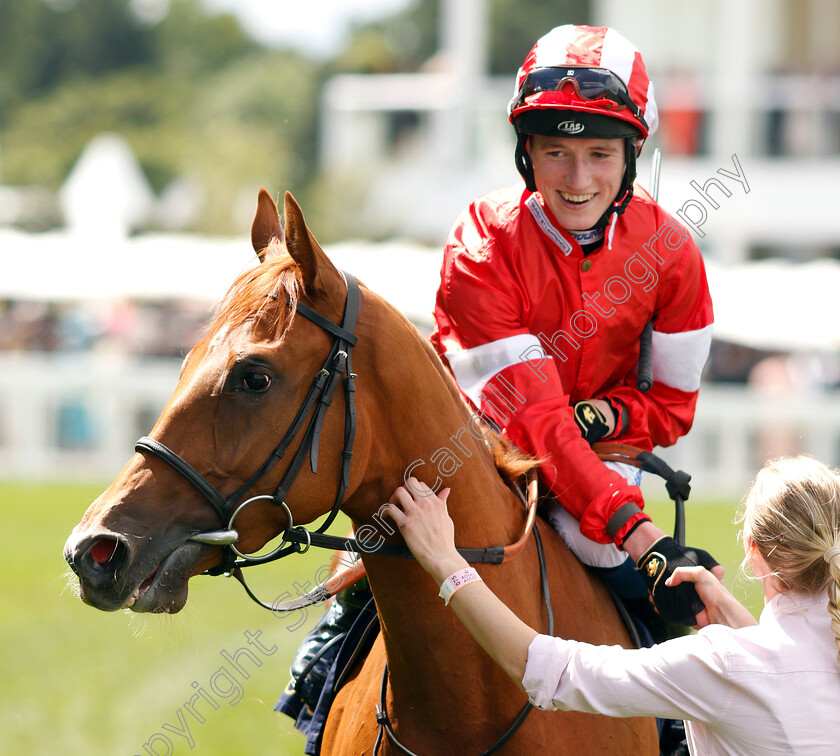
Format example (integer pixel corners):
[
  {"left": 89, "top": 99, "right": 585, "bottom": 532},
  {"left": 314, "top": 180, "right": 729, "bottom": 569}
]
[{"left": 557, "top": 120, "right": 584, "bottom": 135}]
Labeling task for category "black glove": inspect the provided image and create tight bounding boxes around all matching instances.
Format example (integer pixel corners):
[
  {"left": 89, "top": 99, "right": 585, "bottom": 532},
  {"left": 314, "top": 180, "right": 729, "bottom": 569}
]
[
  {"left": 573, "top": 400, "right": 613, "bottom": 444},
  {"left": 636, "top": 536, "right": 720, "bottom": 626}
]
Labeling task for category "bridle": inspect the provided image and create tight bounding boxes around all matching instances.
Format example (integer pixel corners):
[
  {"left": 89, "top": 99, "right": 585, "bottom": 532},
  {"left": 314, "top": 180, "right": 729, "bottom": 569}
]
[
  {"left": 135, "top": 270, "right": 362, "bottom": 583},
  {"left": 134, "top": 270, "right": 548, "bottom": 597}
]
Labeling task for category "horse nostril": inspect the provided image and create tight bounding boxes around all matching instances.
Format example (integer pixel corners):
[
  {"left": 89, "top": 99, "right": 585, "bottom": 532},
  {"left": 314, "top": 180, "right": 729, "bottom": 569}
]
[
  {"left": 85, "top": 536, "right": 128, "bottom": 572},
  {"left": 90, "top": 537, "right": 119, "bottom": 564}
]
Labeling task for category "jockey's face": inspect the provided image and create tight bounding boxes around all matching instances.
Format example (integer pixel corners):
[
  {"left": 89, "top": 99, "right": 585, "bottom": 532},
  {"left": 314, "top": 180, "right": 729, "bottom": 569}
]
[{"left": 528, "top": 135, "right": 625, "bottom": 231}]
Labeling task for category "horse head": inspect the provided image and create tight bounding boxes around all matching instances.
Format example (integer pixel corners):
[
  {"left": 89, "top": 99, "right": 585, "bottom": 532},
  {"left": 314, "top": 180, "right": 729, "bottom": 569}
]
[{"left": 64, "top": 189, "right": 382, "bottom": 614}]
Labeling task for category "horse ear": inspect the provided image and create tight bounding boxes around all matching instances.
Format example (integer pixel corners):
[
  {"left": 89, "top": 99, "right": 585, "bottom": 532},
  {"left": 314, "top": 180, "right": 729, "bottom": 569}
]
[
  {"left": 283, "top": 191, "right": 341, "bottom": 293},
  {"left": 251, "top": 188, "right": 283, "bottom": 262}
]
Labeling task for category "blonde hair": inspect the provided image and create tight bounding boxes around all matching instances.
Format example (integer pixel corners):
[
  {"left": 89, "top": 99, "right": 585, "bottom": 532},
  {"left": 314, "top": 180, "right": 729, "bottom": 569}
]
[{"left": 737, "top": 455, "right": 840, "bottom": 664}]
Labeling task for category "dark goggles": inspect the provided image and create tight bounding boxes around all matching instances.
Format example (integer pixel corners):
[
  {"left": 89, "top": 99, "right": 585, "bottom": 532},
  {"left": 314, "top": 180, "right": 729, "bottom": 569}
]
[{"left": 513, "top": 67, "right": 647, "bottom": 130}]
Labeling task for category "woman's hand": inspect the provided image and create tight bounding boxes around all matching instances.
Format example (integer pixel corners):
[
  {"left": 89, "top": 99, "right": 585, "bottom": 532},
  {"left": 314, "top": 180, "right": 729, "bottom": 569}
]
[
  {"left": 666, "top": 566, "right": 757, "bottom": 629},
  {"left": 384, "top": 478, "right": 468, "bottom": 585}
]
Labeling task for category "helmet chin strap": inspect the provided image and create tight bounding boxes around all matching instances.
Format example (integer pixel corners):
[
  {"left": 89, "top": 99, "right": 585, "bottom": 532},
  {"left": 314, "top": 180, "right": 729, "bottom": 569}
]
[{"left": 515, "top": 130, "right": 538, "bottom": 192}]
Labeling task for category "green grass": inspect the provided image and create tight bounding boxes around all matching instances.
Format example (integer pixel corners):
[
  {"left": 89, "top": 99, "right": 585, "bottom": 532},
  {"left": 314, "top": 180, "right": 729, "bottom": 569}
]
[{"left": 1, "top": 481, "right": 761, "bottom": 756}]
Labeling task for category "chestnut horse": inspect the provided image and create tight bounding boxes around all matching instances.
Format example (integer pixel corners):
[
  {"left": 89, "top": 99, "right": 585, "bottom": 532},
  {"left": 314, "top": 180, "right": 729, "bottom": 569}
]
[{"left": 64, "top": 190, "right": 657, "bottom": 754}]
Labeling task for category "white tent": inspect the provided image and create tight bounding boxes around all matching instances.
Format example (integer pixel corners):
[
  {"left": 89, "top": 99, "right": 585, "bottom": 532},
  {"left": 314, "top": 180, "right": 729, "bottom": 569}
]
[
  {"left": 58, "top": 133, "right": 156, "bottom": 236},
  {"left": 705, "top": 259, "right": 840, "bottom": 352},
  {"left": 1, "top": 225, "right": 839, "bottom": 352},
  {"left": 0, "top": 228, "right": 442, "bottom": 326}
]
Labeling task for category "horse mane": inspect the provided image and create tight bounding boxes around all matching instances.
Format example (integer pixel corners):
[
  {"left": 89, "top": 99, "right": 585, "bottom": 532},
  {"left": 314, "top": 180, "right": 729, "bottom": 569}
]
[
  {"left": 208, "top": 245, "right": 540, "bottom": 484},
  {"left": 489, "top": 431, "right": 542, "bottom": 485}
]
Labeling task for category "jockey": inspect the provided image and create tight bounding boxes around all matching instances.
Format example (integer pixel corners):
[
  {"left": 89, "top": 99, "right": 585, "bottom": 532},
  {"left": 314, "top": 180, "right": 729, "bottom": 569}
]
[{"left": 431, "top": 24, "right": 720, "bottom": 627}]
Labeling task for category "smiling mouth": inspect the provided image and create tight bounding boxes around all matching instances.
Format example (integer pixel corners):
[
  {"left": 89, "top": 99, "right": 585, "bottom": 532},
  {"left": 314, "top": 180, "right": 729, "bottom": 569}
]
[{"left": 559, "top": 191, "right": 595, "bottom": 205}]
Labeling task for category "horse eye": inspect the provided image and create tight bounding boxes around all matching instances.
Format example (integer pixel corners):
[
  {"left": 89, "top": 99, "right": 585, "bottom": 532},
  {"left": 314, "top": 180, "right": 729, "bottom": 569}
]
[{"left": 242, "top": 371, "right": 271, "bottom": 392}]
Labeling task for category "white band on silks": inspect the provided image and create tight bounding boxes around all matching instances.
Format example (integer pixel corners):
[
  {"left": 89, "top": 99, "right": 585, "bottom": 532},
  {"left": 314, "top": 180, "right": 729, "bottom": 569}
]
[{"left": 439, "top": 567, "right": 483, "bottom": 606}]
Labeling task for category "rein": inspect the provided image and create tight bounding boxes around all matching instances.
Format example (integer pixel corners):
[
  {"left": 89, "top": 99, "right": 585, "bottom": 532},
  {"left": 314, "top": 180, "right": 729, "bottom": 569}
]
[
  {"left": 281, "top": 471, "right": 538, "bottom": 565},
  {"left": 592, "top": 441, "right": 691, "bottom": 544},
  {"left": 231, "top": 469, "right": 540, "bottom": 615}
]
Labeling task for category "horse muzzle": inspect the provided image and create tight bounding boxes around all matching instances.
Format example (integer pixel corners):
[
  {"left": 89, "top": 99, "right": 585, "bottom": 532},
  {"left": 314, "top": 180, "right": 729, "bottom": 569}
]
[{"left": 64, "top": 528, "right": 214, "bottom": 614}]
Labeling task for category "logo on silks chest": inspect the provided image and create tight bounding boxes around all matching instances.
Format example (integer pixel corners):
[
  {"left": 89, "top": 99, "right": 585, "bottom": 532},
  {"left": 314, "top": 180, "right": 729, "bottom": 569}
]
[{"left": 557, "top": 119, "right": 585, "bottom": 135}]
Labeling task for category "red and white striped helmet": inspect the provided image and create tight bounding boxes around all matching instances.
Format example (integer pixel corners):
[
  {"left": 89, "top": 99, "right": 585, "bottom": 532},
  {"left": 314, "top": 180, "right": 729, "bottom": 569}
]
[{"left": 508, "top": 25, "right": 658, "bottom": 139}]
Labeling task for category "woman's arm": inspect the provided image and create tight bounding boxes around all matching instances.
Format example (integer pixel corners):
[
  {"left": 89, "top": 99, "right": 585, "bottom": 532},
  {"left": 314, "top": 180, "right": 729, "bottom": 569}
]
[
  {"left": 386, "top": 481, "right": 537, "bottom": 688},
  {"left": 386, "top": 478, "right": 757, "bottom": 723},
  {"left": 386, "top": 477, "right": 757, "bottom": 696}
]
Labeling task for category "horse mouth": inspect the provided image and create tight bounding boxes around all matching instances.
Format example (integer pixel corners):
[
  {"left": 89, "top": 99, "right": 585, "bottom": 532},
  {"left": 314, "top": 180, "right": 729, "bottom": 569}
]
[
  {"left": 122, "top": 540, "right": 208, "bottom": 614},
  {"left": 124, "top": 568, "right": 159, "bottom": 609}
]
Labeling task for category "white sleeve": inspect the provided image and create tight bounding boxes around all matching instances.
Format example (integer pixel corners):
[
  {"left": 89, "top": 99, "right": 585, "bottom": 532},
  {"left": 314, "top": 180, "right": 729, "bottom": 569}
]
[{"left": 523, "top": 632, "right": 730, "bottom": 723}]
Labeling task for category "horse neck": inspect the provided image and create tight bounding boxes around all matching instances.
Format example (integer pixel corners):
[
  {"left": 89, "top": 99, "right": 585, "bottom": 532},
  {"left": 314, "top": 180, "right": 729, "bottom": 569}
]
[
  {"left": 345, "top": 303, "right": 524, "bottom": 547},
  {"left": 343, "top": 306, "right": 533, "bottom": 699},
  {"left": 356, "top": 455, "right": 534, "bottom": 727}
]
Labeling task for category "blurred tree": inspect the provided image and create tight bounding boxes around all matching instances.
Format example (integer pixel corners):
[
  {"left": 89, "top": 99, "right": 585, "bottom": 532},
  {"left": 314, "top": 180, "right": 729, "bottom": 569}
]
[
  {"left": 184, "top": 50, "right": 323, "bottom": 233},
  {"left": 0, "top": 0, "right": 153, "bottom": 111},
  {"left": 0, "top": 0, "right": 318, "bottom": 234},
  {"left": 1, "top": 70, "right": 188, "bottom": 190},
  {"left": 2, "top": 48, "right": 320, "bottom": 233},
  {"left": 149, "top": 0, "right": 256, "bottom": 76},
  {"left": 330, "top": 0, "right": 436, "bottom": 75},
  {"left": 331, "top": 28, "right": 402, "bottom": 75},
  {"left": 331, "top": 0, "right": 591, "bottom": 76}
]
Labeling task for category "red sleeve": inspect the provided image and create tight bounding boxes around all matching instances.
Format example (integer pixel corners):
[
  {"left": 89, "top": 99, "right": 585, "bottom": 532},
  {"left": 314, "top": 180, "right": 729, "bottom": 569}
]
[{"left": 498, "top": 363, "right": 649, "bottom": 545}]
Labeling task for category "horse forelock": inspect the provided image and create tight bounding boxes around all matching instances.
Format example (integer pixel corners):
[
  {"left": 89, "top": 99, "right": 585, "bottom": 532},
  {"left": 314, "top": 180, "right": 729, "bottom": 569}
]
[{"left": 209, "top": 247, "right": 301, "bottom": 341}]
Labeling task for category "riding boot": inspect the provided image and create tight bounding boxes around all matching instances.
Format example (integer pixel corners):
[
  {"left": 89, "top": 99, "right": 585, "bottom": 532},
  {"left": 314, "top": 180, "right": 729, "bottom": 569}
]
[
  {"left": 286, "top": 578, "right": 373, "bottom": 712},
  {"left": 659, "top": 717, "right": 690, "bottom": 756}
]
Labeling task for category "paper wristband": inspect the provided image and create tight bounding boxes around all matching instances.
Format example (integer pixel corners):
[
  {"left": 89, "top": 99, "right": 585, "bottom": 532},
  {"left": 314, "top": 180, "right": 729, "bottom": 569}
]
[{"left": 439, "top": 567, "right": 483, "bottom": 606}]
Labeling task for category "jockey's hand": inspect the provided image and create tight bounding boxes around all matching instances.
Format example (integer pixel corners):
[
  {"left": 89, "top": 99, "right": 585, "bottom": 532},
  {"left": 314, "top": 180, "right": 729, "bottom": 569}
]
[
  {"left": 666, "top": 567, "right": 757, "bottom": 629},
  {"left": 636, "top": 536, "right": 722, "bottom": 626},
  {"left": 573, "top": 399, "right": 615, "bottom": 444}
]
